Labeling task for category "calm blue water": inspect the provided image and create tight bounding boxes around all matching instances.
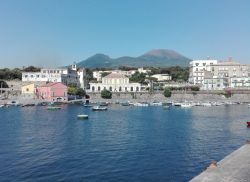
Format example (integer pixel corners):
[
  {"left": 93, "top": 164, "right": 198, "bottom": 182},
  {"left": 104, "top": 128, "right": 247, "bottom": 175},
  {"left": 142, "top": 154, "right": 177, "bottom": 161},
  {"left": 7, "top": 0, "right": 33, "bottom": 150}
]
[{"left": 0, "top": 104, "right": 249, "bottom": 182}]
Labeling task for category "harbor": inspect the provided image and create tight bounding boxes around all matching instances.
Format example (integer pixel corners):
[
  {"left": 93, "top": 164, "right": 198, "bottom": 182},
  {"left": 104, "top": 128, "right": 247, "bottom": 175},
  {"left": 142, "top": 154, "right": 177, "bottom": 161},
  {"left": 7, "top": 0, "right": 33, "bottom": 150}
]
[{"left": 0, "top": 103, "right": 249, "bottom": 181}]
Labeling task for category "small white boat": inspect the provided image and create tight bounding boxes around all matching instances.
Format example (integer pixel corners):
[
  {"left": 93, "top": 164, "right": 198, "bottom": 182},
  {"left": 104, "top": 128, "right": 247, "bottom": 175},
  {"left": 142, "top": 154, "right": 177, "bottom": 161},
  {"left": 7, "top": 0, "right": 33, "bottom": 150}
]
[
  {"left": 150, "top": 102, "right": 163, "bottom": 106},
  {"left": 202, "top": 102, "right": 212, "bottom": 107},
  {"left": 248, "top": 104, "right": 250, "bottom": 108},
  {"left": 0, "top": 104, "right": 4, "bottom": 108},
  {"left": 77, "top": 114, "right": 89, "bottom": 119},
  {"left": 163, "top": 105, "right": 170, "bottom": 110},
  {"left": 133, "top": 102, "right": 149, "bottom": 107},
  {"left": 180, "top": 102, "right": 193, "bottom": 108},
  {"left": 92, "top": 106, "right": 108, "bottom": 111}
]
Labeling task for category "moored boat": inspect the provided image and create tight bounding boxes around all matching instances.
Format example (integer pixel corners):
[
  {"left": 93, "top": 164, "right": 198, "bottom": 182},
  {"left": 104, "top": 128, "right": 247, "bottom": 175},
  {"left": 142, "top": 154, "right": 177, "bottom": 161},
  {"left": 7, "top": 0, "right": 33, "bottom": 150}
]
[
  {"left": 77, "top": 114, "right": 89, "bottom": 119},
  {"left": 180, "top": 102, "right": 193, "bottom": 108},
  {"left": 133, "top": 102, "right": 149, "bottom": 107},
  {"left": 47, "top": 106, "right": 61, "bottom": 110},
  {"left": 247, "top": 122, "right": 250, "bottom": 127},
  {"left": 92, "top": 106, "right": 108, "bottom": 111}
]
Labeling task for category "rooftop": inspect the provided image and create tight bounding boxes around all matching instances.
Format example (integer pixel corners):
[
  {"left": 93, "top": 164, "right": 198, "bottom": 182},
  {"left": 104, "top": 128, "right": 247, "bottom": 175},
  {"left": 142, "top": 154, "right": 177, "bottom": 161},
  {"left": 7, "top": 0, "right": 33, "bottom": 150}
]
[{"left": 103, "top": 73, "right": 127, "bottom": 79}]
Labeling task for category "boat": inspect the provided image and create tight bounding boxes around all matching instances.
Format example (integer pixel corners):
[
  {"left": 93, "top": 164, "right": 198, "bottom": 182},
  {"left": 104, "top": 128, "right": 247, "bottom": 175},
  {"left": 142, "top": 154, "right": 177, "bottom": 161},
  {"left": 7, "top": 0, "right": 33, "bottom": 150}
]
[
  {"left": 150, "top": 102, "right": 163, "bottom": 106},
  {"left": 202, "top": 102, "right": 212, "bottom": 107},
  {"left": 0, "top": 104, "right": 4, "bottom": 108},
  {"left": 173, "top": 102, "right": 182, "bottom": 107},
  {"left": 121, "top": 102, "right": 130, "bottom": 106},
  {"left": 163, "top": 105, "right": 170, "bottom": 110},
  {"left": 99, "top": 102, "right": 108, "bottom": 106},
  {"left": 133, "top": 102, "right": 149, "bottom": 107},
  {"left": 248, "top": 104, "right": 250, "bottom": 108},
  {"left": 92, "top": 106, "right": 108, "bottom": 111},
  {"left": 77, "top": 114, "right": 89, "bottom": 119},
  {"left": 21, "top": 104, "right": 35, "bottom": 107},
  {"left": 83, "top": 104, "right": 92, "bottom": 107},
  {"left": 247, "top": 122, "right": 250, "bottom": 127},
  {"left": 180, "top": 102, "right": 193, "bottom": 108},
  {"left": 47, "top": 106, "right": 61, "bottom": 110}
]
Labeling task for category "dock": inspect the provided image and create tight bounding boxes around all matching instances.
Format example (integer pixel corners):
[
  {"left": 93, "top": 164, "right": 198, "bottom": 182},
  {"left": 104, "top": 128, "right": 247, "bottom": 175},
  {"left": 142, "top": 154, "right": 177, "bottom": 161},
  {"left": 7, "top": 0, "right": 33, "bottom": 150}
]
[{"left": 190, "top": 143, "right": 250, "bottom": 182}]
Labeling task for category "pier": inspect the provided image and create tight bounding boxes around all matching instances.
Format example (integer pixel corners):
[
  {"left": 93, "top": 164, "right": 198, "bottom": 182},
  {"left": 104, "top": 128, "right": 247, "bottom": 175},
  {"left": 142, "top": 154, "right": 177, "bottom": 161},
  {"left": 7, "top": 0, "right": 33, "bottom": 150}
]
[{"left": 190, "top": 143, "right": 250, "bottom": 182}]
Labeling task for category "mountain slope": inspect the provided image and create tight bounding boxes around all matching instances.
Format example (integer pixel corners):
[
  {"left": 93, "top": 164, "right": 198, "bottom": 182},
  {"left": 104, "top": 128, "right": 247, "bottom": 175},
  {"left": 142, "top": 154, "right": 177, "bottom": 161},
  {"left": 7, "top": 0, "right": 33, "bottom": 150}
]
[{"left": 77, "top": 49, "right": 191, "bottom": 68}]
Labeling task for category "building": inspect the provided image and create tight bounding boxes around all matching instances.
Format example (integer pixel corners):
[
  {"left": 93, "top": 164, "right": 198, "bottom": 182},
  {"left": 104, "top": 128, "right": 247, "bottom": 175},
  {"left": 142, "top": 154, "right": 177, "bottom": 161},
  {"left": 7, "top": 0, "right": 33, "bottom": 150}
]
[
  {"left": 151, "top": 74, "right": 172, "bottom": 81},
  {"left": 92, "top": 68, "right": 150, "bottom": 82},
  {"left": 88, "top": 73, "right": 141, "bottom": 92},
  {"left": 21, "top": 83, "right": 36, "bottom": 98},
  {"left": 22, "top": 64, "right": 86, "bottom": 89},
  {"left": 36, "top": 82, "right": 68, "bottom": 102},
  {"left": 202, "top": 61, "right": 250, "bottom": 90},
  {"left": 189, "top": 59, "right": 218, "bottom": 85}
]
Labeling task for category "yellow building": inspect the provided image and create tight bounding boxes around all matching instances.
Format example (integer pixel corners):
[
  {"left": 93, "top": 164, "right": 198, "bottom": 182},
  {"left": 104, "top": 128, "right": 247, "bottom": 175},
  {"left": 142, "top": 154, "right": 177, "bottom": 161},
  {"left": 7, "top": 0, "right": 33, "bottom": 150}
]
[{"left": 21, "top": 83, "right": 35, "bottom": 95}]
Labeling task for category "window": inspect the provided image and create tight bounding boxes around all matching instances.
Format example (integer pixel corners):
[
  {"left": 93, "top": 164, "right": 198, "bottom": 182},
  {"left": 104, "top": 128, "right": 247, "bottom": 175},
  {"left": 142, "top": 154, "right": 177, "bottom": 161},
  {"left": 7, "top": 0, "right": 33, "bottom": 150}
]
[
  {"left": 195, "top": 63, "right": 199, "bottom": 66},
  {"left": 119, "top": 87, "right": 122, "bottom": 92},
  {"left": 131, "top": 87, "right": 133, "bottom": 91},
  {"left": 26, "top": 88, "right": 29, "bottom": 92},
  {"left": 136, "top": 87, "right": 139, "bottom": 91},
  {"left": 125, "top": 87, "right": 127, "bottom": 91},
  {"left": 98, "top": 86, "right": 101, "bottom": 91},
  {"left": 203, "top": 63, "right": 206, "bottom": 66},
  {"left": 109, "top": 86, "right": 112, "bottom": 91},
  {"left": 92, "top": 86, "right": 95, "bottom": 91}
]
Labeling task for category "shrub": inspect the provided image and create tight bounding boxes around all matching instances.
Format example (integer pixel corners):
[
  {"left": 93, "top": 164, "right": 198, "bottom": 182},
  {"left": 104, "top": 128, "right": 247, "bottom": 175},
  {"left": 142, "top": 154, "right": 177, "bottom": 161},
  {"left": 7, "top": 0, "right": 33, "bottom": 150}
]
[
  {"left": 190, "top": 86, "right": 200, "bottom": 91},
  {"left": 163, "top": 88, "right": 172, "bottom": 97},
  {"left": 101, "top": 89, "right": 112, "bottom": 99}
]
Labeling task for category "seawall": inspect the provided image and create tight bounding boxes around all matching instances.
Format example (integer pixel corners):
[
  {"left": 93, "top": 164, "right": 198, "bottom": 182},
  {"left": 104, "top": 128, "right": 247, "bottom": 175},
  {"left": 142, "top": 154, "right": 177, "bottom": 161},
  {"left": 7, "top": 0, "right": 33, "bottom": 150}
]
[
  {"left": 190, "top": 143, "right": 250, "bottom": 182},
  {"left": 87, "top": 91, "right": 250, "bottom": 103}
]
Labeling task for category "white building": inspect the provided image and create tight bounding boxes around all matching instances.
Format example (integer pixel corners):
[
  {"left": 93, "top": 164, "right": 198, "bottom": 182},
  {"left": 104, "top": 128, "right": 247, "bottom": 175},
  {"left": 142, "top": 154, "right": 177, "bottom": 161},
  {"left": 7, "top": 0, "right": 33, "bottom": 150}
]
[
  {"left": 22, "top": 64, "right": 86, "bottom": 89},
  {"left": 93, "top": 68, "right": 151, "bottom": 82},
  {"left": 151, "top": 74, "right": 172, "bottom": 81},
  {"left": 89, "top": 73, "right": 141, "bottom": 92},
  {"left": 189, "top": 59, "right": 218, "bottom": 85}
]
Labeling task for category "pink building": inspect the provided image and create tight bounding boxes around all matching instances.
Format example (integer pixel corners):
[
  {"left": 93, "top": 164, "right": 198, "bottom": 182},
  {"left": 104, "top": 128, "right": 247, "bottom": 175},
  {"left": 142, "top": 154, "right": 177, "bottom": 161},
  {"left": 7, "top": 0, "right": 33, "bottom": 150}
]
[{"left": 36, "top": 82, "right": 68, "bottom": 102}]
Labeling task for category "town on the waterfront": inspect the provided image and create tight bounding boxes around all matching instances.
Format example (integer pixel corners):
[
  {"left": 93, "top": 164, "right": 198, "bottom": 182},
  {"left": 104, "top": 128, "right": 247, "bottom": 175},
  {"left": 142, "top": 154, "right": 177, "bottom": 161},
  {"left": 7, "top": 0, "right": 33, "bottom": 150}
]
[
  {"left": 1, "top": 0, "right": 250, "bottom": 181},
  {"left": 1, "top": 58, "right": 250, "bottom": 107}
]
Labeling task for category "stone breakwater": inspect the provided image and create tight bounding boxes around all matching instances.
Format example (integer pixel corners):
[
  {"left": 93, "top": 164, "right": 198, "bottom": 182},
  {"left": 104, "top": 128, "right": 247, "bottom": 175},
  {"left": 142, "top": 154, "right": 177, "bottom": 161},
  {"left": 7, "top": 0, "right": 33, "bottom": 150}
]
[{"left": 88, "top": 91, "right": 250, "bottom": 103}]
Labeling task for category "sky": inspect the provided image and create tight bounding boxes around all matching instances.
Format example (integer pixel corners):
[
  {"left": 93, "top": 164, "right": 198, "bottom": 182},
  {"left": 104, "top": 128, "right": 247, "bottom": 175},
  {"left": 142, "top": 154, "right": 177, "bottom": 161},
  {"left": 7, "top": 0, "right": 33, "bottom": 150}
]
[{"left": 0, "top": 0, "right": 250, "bottom": 68}]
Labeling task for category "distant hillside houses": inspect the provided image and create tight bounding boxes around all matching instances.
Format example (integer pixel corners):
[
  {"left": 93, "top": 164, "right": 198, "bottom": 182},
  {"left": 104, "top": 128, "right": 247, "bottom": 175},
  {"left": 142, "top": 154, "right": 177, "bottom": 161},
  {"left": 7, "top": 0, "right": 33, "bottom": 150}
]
[
  {"left": 22, "top": 64, "right": 87, "bottom": 89},
  {"left": 88, "top": 73, "right": 142, "bottom": 93},
  {"left": 93, "top": 67, "right": 151, "bottom": 81},
  {"left": 189, "top": 59, "right": 250, "bottom": 90}
]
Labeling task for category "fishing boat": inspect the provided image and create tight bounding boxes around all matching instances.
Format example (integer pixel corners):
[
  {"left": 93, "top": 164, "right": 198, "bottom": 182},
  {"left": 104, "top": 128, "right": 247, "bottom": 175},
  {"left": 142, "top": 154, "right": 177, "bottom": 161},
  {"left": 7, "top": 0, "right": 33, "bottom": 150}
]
[
  {"left": 77, "top": 114, "right": 89, "bottom": 119},
  {"left": 247, "top": 122, "right": 250, "bottom": 127},
  {"left": 47, "top": 106, "right": 61, "bottom": 110},
  {"left": 92, "top": 106, "right": 108, "bottom": 111}
]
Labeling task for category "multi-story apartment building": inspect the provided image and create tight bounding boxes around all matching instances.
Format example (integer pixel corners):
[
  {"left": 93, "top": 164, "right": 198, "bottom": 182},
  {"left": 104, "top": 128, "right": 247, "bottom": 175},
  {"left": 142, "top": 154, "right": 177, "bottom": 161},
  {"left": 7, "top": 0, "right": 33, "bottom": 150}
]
[
  {"left": 202, "top": 61, "right": 250, "bottom": 90},
  {"left": 189, "top": 59, "right": 218, "bottom": 85},
  {"left": 22, "top": 64, "right": 86, "bottom": 89}
]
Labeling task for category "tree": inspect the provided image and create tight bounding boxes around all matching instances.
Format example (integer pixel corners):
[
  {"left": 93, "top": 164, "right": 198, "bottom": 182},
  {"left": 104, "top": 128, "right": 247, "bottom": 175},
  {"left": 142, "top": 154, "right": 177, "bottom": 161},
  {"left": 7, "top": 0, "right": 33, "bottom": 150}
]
[
  {"left": 129, "top": 71, "right": 146, "bottom": 84},
  {"left": 23, "top": 66, "right": 41, "bottom": 72},
  {"left": 101, "top": 72, "right": 111, "bottom": 77},
  {"left": 101, "top": 89, "right": 112, "bottom": 99},
  {"left": 68, "top": 87, "right": 86, "bottom": 97},
  {"left": 163, "top": 88, "right": 172, "bottom": 97}
]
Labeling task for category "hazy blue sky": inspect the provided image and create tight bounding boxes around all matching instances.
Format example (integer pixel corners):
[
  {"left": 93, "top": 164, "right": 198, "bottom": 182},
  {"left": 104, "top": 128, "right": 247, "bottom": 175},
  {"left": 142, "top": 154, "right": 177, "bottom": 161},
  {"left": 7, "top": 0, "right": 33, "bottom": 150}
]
[{"left": 0, "top": 0, "right": 250, "bottom": 68}]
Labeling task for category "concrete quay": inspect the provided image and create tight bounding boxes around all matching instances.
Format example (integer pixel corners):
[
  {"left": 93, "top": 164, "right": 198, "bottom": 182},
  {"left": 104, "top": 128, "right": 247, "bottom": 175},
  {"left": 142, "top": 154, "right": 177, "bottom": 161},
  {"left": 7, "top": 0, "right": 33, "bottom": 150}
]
[{"left": 190, "top": 143, "right": 250, "bottom": 182}]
